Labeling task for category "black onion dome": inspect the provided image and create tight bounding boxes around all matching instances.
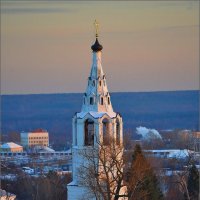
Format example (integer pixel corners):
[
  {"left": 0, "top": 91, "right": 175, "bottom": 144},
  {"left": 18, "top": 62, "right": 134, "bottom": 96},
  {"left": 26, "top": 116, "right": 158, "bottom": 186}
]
[{"left": 91, "top": 38, "right": 103, "bottom": 52}]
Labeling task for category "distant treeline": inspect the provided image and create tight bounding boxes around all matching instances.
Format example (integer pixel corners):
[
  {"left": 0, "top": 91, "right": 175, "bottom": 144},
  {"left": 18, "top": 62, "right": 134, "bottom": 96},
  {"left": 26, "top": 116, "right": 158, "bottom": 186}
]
[{"left": 1, "top": 90, "right": 199, "bottom": 144}]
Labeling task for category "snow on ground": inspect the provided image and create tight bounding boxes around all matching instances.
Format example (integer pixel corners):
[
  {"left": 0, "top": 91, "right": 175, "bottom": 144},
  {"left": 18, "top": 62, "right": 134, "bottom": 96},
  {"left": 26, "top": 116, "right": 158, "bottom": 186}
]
[{"left": 145, "top": 149, "right": 192, "bottom": 159}]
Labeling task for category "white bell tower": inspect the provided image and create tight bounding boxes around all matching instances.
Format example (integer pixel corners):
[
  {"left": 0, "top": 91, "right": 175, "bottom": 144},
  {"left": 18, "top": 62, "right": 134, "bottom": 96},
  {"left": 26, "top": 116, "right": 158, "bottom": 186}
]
[{"left": 67, "top": 21, "right": 123, "bottom": 200}]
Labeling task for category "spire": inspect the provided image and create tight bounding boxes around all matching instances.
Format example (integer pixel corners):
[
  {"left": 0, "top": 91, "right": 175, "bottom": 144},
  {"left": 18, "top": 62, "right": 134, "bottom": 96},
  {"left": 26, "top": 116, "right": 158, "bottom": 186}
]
[
  {"left": 94, "top": 19, "right": 99, "bottom": 38},
  {"left": 81, "top": 21, "right": 113, "bottom": 114},
  {"left": 91, "top": 20, "right": 103, "bottom": 52}
]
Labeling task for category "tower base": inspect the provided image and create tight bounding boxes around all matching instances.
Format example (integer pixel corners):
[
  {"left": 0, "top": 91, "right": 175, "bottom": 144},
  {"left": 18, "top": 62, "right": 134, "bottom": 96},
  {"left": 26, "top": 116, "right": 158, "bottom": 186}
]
[{"left": 67, "top": 182, "right": 95, "bottom": 200}]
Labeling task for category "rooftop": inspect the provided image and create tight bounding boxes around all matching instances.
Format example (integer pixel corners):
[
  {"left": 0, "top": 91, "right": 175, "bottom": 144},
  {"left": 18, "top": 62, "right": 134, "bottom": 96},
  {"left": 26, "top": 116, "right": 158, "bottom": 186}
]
[
  {"left": 1, "top": 142, "right": 22, "bottom": 149},
  {"left": 32, "top": 128, "right": 47, "bottom": 133}
]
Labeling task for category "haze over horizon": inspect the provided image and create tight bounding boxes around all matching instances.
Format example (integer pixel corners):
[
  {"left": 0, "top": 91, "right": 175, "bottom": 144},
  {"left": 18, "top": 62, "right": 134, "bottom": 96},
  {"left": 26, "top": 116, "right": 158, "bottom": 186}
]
[
  {"left": 1, "top": 1, "right": 199, "bottom": 94},
  {"left": 1, "top": 89, "right": 199, "bottom": 96}
]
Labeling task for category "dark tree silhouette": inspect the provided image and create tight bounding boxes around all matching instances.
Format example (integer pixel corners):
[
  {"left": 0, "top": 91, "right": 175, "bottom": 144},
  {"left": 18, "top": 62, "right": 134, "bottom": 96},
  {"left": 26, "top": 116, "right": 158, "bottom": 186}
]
[
  {"left": 187, "top": 164, "right": 199, "bottom": 200},
  {"left": 126, "top": 144, "right": 163, "bottom": 200}
]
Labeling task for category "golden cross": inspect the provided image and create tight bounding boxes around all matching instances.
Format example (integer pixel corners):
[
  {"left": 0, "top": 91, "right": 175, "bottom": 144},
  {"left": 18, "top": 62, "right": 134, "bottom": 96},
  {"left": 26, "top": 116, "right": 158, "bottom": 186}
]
[{"left": 94, "top": 19, "right": 99, "bottom": 38}]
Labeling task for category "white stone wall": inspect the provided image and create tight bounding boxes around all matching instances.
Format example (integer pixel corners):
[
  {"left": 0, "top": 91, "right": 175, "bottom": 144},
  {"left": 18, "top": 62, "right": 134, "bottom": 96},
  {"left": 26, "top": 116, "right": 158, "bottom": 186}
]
[{"left": 67, "top": 185, "right": 96, "bottom": 200}]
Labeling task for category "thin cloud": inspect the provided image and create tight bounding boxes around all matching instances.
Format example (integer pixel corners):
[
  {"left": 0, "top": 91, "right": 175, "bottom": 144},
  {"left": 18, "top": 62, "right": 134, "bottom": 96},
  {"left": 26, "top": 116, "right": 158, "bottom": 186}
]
[
  {"left": 158, "top": 24, "right": 199, "bottom": 31},
  {"left": 104, "top": 25, "right": 199, "bottom": 37},
  {"left": 1, "top": 7, "right": 73, "bottom": 15}
]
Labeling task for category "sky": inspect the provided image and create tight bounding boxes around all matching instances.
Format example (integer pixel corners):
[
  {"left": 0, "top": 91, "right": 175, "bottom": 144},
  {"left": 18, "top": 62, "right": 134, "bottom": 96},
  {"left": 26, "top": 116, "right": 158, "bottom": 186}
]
[{"left": 1, "top": 1, "right": 199, "bottom": 94}]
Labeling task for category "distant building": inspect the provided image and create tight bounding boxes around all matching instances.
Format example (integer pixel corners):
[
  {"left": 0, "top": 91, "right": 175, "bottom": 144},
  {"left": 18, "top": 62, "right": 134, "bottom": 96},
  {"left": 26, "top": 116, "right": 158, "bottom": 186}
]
[
  {"left": 144, "top": 149, "right": 193, "bottom": 159},
  {"left": 33, "top": 145, "right": 55, "bottom": 153},
  {"left": 20, "top": 129, "right": 49, "bottom": 148},
  {"left": 0, "top": 142, "right": 23, "bottom": 152},
  {"left": 0, "top": 189, "right": 16, "bottom": 200},
  {"left": 193, "top": 131, "right": 200, "bottom": 139},
  {"left": 193, "top": 131, "right": 200, "bottom": 152}
]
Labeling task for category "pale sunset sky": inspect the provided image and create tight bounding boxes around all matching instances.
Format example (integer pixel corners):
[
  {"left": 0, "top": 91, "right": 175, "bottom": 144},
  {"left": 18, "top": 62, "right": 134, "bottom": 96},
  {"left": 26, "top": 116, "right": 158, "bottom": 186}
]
[{"left": 1, "top": 1, "right": 199, "bottom": 94}]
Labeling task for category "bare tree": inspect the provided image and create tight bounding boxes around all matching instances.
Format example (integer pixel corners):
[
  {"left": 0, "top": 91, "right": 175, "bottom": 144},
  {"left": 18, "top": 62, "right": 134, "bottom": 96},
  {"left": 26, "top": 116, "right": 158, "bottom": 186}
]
[
  {"left": 78, "top": 135, "right": 127, "bottom": 200},
  {"left": 7, "top": 132, "right": 20, "bottom": 144},
  {"left": 1, "top": 172, "right": 71, "bottom": 200},
  {"left": 164, "top": 150, "right": 198, "bottom": 200},
  {"left": 77, "top": 135, "right": 164, "bottom": 200}
]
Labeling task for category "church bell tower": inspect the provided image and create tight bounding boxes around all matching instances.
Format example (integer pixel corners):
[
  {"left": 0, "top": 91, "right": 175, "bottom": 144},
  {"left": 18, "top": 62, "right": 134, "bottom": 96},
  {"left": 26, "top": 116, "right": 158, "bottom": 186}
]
[{"left": 67, "top": 21, "right": 123, "bottom": 200}]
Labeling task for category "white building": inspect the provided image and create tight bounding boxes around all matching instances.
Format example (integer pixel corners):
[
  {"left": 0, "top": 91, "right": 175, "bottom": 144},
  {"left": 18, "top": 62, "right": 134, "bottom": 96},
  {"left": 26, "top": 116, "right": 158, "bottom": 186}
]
[
  {"left": 67, "top": 23, "right": 123, "bottom": 199},
  {"left": 0, "top": 142, "right": 23, "bottom": 152},
  {"left": 20, "top": 129, "right": 49, "bottom": 148},
  {"left": 145, "top": 149, "right": 193, "bottom": 159}
]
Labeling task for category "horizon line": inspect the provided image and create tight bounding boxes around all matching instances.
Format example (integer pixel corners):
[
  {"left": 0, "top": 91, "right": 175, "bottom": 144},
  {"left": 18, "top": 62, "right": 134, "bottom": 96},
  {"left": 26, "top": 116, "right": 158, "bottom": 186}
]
[{"left": 1, "top": 89, "right": 199, "bottom": 96}]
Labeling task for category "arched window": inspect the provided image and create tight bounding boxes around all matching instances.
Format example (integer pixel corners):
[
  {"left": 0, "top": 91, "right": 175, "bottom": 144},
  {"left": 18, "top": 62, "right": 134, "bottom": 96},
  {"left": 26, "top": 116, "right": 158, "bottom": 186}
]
[
  {"left": 102, "top": 118, "right": 109, "bottom": 145},
  {"left": 90, "top": 97, "right": 94, "bottom": 105},
  {"left": 108, "top": 97, "right": 110, "bottom": 105},
  {"left": 84, "top": 119, "right": 94, "bottom": 146},
  {"left": 101, "top": 97, "right": 104, "bottom": 105},
  {"left": 93, "top": 80, "right": 95, "bottom": 86},
  {"left": 116, "top": 119, "right": 120, "bottom": 145},
  {"left": 99, "top": 80, "right": 101, "bottom": 86}
]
